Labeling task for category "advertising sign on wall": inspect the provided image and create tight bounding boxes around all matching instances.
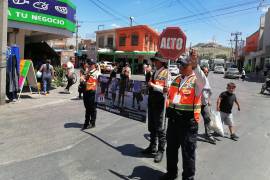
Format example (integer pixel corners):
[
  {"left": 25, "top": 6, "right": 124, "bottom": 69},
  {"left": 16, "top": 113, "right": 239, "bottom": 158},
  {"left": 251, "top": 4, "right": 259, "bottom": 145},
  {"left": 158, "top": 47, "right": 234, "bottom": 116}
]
[
  {"left": 8, "top": 0, "right": 76, "bottom": 32},
  {"left": 96, "top": 75, "right": 148, "bottom": 122}
]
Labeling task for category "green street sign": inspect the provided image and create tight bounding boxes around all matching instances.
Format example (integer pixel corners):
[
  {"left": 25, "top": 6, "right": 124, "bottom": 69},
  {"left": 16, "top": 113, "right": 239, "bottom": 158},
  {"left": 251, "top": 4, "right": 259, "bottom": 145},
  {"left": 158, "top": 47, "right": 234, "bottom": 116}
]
[{"left": 8, "top": 8, "right": 76, "bottom": 32}]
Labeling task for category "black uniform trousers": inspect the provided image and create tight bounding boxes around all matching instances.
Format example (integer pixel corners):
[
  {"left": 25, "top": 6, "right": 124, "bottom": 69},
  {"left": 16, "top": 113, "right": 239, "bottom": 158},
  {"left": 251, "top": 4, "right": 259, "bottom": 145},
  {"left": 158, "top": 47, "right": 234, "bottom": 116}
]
[
  {"left": 166, "top": 109, "right": 198, "bottom": 180},
  {"left": 83, "top": 90, "right": 97, "bottom": 126},
  {"left": 147, "top": 91, "right": 166, "bottom": 152}
]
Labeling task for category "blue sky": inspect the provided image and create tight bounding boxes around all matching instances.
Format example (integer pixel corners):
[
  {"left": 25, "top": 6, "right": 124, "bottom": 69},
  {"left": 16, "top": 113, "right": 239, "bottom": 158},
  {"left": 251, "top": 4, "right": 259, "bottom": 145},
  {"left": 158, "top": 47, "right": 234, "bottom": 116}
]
[{"left": 72, "top": 0, "right": 269, "bottom": 47}]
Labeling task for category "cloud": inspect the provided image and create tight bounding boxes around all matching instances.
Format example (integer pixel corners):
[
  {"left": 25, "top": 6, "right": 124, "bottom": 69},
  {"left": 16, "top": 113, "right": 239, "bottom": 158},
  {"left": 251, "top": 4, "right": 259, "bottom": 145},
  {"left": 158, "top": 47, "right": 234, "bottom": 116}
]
[
  {"left": 261, "top": 5, "right": 270, "bottom": 13},
  {"left": 111, "top": 23, "right": 121, "bottom": 28}
]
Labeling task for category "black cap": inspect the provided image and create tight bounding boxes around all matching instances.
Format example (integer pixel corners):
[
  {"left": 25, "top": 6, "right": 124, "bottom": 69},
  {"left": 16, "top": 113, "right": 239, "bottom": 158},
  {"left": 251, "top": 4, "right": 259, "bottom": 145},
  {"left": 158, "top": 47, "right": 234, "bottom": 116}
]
[
  {"left": 176, "top": 56, "right": 191, "bottom": 66},
  {"left": 86, "top": 59, "right": 96, "bottom": 65},
  {"left": 150, "top": 52, "right": 167, "bottom": 63}
]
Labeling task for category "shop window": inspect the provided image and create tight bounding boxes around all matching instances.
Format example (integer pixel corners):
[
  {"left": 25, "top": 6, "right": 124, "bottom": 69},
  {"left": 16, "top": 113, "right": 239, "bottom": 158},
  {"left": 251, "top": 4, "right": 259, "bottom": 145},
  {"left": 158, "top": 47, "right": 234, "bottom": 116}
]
[
  {"left": 131, "top": 34, "right": 139, "bottom": 46},
  {"left": 98, "top": 36, "right": 104, "bottom": 48},
  {"left": 119, "top": 36, "right": 126, "bottom": 46},
  {"left": 107, "top": 37, "right": 114, "bottom": 48}
]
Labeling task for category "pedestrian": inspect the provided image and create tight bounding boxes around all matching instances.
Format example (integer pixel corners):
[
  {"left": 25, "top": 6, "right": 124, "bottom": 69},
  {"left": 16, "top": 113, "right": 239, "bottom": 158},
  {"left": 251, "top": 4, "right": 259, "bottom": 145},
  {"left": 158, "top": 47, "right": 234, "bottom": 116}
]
[
  {"left": 78, "top": 62, "right": 88, "bottom": 99},
  {"left": 241, "top": 68, "right": 246, "bottom": 81},
  {"left": 39, "top": 59, "right": 54, "bottom": 95},
  {"left": 145, "top": 64, "right": 152, "bottom": 83},
  {"left": 201, "top": 66, "right": 216, "bottom": 144},
  {"left": 118, "top": 63, "right": 131, "bottom": 108},
  {"left": 132, "top": 81, "right": 143, "bottom": 110},
  {"left": 106, "top": 63, "right": 117, "bottom": 97},
  {"left": 64, "top": 57, "right": 75, "bottom": 94},
  {"left": 110, "top": 76, "right": 118, "bottom": 106},
  {"left": 160, "top": 50, "right": 206, "bottom": 180},
  {"left": 142, "top": 52, "right": 171, "bottom": 163},
  {"left": 81, "top": 59, "right": 101, "bottom": 130},
  {"left": 216, "top": 82, "right": 241, "bottom": 140}
]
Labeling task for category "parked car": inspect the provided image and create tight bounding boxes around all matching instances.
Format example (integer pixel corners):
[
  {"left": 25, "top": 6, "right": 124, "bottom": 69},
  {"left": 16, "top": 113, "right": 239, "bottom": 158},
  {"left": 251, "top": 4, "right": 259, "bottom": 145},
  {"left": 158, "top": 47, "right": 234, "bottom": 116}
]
[
  {"left": 214, "top": 66, "right": 225, "bottom": 74},
  {"left": 224, "top": 68, "right": 240, "bottom": 79},
  {"left": 99, "top": 61, "right": 113, "bottom": 73},
  {"left": 169, "top": 64, "right": 179, "bottom": 76}
]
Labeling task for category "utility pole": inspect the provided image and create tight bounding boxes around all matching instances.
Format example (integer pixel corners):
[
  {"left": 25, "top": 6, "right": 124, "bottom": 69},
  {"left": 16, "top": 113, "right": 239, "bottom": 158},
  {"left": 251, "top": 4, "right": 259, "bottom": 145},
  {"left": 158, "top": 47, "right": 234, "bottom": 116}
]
[
  {"left": 231, "top": 32, "right": 242, "bottom": 64},
  {"left": 0, "top": 0, "right": 8, "bottom": 105},
  {"left": 75, "top": 20, "right": 81, "bottom": 54},
  {"left": 229, "top": 39, "right": 234, "bottom": 62},
  {"left": 129, "top": 16, "right": 134, "bottom": 27}
]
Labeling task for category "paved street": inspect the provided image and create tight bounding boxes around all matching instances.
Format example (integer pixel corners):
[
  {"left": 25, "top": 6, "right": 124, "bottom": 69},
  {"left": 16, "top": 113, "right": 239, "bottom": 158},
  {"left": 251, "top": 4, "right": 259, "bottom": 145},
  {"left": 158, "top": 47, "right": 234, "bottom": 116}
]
[{"left": 0, "top": 72, "right": 269, "bottom": 180}]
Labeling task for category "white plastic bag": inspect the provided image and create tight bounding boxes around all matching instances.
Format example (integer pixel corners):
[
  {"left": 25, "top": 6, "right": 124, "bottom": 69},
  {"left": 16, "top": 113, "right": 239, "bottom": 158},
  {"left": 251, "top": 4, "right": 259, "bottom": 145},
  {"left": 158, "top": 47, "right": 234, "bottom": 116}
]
[{"left": 209, "top": 110, "right": 224, "bottom": 137}]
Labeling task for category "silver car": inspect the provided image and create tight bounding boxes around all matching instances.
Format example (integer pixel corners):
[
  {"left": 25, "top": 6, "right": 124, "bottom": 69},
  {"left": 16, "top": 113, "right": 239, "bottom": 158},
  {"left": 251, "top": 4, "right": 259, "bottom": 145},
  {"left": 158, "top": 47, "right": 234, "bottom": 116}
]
[
  {"left": 214, "top": 66, "right": 225, "bottom": 74},
  {"left": 224, "top": 68, "right": 240, "bottom": 79}
]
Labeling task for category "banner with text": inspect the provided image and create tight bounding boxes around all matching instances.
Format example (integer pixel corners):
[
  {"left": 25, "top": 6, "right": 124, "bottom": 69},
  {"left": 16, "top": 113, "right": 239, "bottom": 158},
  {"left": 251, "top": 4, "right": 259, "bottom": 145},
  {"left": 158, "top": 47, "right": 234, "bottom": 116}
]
[
  {"left": 8, "top": 0, "right": 76, "bottom": 32},
  {"left": 96, "top": 75, "right": 148, "bottom": 122}
]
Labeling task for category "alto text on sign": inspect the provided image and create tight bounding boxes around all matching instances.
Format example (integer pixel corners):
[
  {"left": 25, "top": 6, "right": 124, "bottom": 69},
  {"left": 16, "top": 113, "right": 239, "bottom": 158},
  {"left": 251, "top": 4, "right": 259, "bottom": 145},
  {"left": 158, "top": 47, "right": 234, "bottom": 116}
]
[{"left": 160, "top": 37, "right": 183, "bottom": 50}]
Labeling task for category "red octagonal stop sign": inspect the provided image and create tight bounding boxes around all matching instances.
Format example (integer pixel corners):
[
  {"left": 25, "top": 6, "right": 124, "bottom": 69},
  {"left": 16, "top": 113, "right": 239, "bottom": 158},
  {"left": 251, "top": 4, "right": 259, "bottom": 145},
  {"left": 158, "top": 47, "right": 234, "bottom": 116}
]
[{"left": 158, "top": 27, "right": 187, "bottom": 61}]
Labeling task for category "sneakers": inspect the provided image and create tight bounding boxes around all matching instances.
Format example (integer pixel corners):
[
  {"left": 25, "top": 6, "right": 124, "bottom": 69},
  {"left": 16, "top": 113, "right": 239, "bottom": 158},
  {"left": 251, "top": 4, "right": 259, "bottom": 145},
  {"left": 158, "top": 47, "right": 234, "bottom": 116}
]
[
  {"left": 81, "top": 124, "right": 90, "bottom": 130},
  {"left": 81, "top": 123, "right": 95, "bottom": 130},
  {"left": 90, "top": 123, "right": 96, "bottom": 129},
  {"left": 64, "top": 89, "right": 71, "bottom": 94},
  {"left": 141, "top": 146, "right": 157, "bottom": 155},
  {"left": 159, "top": 173, "right": 178, "bottom": 180},
  {"left": 154, "top": 151, "right": 164, "bottom": 163},
  {"left": 230, "top": 133, "right": 239, "bottom": 140}
]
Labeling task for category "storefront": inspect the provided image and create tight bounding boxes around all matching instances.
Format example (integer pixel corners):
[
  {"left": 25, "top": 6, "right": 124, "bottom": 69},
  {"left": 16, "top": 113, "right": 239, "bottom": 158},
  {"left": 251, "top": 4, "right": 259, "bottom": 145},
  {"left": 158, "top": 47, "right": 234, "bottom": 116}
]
[{"left": 7, "top": 0, "right": 76, "bottom": 66}]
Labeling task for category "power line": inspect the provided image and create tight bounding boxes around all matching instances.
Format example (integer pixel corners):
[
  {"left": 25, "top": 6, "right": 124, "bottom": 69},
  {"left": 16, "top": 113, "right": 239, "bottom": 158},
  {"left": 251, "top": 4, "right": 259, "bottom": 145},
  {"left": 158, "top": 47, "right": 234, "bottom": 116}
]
[
  {"left": 193, "top": 0, "right": 228, "bottom": 28},
  {"left": 176, "top": 0, "right": 230, "bottom": 33},
  {"left": 95, "top": 0, "right": 130, "bottom": 22},
  {"left": 87, "top": 0, "right": 128, "bottom": 24},
  {"left": 155, "top": 6, "right": 259, "bottom": 27},
  {"left": 150, "top": 0, "right": 260, "bottom": 26}
]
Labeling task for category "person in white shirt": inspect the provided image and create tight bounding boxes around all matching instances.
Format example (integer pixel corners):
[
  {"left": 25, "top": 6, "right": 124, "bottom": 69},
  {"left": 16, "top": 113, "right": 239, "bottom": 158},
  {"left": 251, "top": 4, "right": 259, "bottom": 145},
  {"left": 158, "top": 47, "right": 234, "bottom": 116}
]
[
  {"left": 201, "top": 66, "right": 216, "bottom": 144},
  {"left": 65, "top": 57, "right": 75, "bottom": 93}
]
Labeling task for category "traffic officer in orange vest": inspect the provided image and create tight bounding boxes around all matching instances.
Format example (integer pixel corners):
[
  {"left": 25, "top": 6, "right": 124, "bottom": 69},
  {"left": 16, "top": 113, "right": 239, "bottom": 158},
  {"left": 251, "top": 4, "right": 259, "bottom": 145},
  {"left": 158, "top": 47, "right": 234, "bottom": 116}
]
[
  {"left": 160, "top": 50, "right": 207, "bottom": 180},
  {"left": 81, "top": 59, "right": 101, "bottom": 130},
  {"left": 142, "top": 52, "right": 171, "bottom": 163}
]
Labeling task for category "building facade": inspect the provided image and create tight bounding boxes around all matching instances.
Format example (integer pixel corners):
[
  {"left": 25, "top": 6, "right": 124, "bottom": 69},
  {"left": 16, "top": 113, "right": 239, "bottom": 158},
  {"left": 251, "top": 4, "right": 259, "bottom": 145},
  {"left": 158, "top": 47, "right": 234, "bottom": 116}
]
[
  {"left": 245, "top": 9, "right": 270, "bottom": 72},
  {"left": 115, "top": 25, "right": 158, "bottom": 52},
  {"left": 7, "top": 0, "right": 76, "bottom": 64},
  {"left": 95, "top": 25, "right": 159, "bottom": 74},
  {"left": 96, "top": 29, "right": 116, "bottom": 50}
]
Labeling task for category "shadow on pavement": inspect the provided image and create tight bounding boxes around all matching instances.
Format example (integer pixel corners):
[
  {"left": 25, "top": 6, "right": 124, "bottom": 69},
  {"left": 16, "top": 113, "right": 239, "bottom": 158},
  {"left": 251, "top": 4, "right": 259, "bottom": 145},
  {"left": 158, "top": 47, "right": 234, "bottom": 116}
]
[
  {"left": 82, "top": 131, "right": 154, "bottom": 158},
  {"left": 196, "top": 134, "right": 212, "bottom": 144},
  {"left": 64, "top": 122, "right": 83, "bottom": 128},
  {"left": 109, "top": 166, "right": 164, "bottom": 180}
]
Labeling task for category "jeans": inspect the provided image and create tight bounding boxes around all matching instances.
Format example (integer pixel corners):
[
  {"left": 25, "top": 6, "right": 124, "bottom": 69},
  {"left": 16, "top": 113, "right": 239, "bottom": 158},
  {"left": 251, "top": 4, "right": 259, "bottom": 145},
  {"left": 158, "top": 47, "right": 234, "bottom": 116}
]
[{"left": 43, "top": 77, "right": 51, "bottom": 93}]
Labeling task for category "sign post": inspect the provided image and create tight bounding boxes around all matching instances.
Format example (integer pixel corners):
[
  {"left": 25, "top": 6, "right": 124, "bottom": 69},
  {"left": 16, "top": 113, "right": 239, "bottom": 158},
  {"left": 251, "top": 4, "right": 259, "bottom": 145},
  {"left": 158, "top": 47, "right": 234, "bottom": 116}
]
[{"left": 157, "top": 27, "right": 187, "bottom": 129}]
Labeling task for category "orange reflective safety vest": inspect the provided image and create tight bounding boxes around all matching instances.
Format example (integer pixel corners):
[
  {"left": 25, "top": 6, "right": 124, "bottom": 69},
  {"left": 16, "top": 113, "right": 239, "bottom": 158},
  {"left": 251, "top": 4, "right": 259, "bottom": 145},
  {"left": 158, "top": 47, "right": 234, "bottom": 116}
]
[
  {"left": 167, "top": 74, "right": 202, "bottom": 123},
  {"left": 151, "top": 68, "right": 168, "bottom": 89},
  {"left": 86, "top": 69, "right": 99, "bottom": 91}
]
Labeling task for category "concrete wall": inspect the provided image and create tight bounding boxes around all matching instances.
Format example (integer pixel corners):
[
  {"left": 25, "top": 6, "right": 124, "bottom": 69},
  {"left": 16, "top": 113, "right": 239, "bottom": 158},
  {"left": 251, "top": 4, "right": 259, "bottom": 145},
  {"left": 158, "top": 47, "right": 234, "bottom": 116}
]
[{"left": 8, "top": 29, "right": 25, "bottom": 59}]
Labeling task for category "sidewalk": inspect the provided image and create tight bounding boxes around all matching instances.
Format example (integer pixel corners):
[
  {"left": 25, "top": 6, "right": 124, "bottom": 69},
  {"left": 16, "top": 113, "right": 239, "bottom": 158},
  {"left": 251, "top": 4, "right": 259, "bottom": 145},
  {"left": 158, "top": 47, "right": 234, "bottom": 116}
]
[{"left": 0, "top": 81, "right": 79, "bottom": 113}]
